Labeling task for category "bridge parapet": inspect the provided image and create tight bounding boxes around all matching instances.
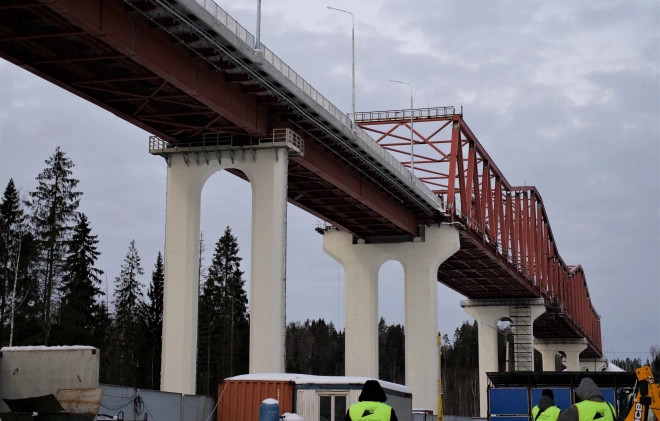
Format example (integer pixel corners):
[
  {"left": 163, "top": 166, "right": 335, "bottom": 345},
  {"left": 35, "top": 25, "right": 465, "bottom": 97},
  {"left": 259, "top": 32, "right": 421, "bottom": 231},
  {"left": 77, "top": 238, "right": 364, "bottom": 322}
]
[
  {"left": 149, "top": 0, "right": 442, "bottom": 214},
  {"left": 148, "top": 128, "right": 304, "bottom": 158}
]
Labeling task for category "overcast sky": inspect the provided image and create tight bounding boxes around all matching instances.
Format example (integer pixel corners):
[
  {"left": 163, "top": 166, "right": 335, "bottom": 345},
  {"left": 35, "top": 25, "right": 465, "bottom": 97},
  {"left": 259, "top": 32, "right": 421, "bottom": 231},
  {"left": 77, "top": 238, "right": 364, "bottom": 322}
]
[{"left": 0, "top": 0, "right": 658, "bottom": 362}]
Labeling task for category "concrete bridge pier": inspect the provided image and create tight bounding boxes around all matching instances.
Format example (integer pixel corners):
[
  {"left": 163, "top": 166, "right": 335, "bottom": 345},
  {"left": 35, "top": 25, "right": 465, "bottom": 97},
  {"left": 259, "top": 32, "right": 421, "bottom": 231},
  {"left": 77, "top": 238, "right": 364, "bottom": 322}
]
[
  {"left": 462, "top": 298, "right": 546, "bottom": 417},
  {"left": 535, "top": 338, "right": 588, "bottom": 371},
  {"left": 160, "top": 146, "right": 289, "bottom": 394},
  {"left": 323, "top": 225, "right": 460, "bottom": 413}
]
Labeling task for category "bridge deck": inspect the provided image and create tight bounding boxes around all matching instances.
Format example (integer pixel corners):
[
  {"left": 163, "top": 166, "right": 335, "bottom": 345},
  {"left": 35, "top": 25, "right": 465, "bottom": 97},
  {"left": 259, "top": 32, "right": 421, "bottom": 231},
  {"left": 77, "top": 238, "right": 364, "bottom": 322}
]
[{"left": 0, "top": 0, "right": 602, "bottom": 358}]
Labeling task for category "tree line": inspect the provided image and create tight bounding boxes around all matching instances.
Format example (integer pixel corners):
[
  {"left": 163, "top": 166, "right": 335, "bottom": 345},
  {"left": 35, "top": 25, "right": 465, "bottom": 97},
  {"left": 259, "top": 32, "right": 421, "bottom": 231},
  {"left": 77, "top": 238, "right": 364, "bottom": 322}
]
[
  {"left": 0, "top": 147, "right": 250, "bottom": 390},
  {"left": 611, "top": 348, "right": 660, "bottom": 373},
  {"left": 2, "top": 146, "right": 563, "bottom": 417}
]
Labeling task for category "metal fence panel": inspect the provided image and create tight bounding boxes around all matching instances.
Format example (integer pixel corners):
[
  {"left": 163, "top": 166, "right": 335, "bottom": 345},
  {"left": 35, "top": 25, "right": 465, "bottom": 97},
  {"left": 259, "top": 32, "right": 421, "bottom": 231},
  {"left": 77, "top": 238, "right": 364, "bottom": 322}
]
[
  {"left": 98, "top": 384, "right": 216, "bottom": 421},
  {"left": 183, "top": 394, "right": 216, "bottom": 421}
]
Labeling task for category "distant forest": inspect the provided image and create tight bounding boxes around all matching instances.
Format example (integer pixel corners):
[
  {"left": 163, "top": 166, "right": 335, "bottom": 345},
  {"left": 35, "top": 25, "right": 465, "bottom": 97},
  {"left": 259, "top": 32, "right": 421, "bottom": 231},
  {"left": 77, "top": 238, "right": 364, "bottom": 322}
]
[{"left": 1, "top": 147, "right": 658, "bottom": 417}]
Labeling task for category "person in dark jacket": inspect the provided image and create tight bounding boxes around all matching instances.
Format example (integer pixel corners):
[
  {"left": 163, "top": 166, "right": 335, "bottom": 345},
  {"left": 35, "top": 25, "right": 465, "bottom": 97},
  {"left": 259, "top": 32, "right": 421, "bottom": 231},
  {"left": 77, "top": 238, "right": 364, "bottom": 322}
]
[
  {"left": 557, "top": 378, "right": 616, "bottom": 421},
  {"left": 345, "top": 380, "right": 398, "bottom": 421},
  {"left": 532, "top": 389, "right": 561, "bottom": 421}
]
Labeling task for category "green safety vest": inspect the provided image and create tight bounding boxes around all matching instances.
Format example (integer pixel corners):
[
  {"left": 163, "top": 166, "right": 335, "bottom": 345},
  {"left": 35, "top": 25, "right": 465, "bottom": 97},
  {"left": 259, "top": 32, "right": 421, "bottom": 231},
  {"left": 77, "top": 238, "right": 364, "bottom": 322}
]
[
  {"left": 575, "top": 400, "right": 617, "bottom": 421},
  {"left": 532, "top": 405, "right": 561, "bottom": 421},
  {"left": 348, "top": 401, "right": 392, "bottom": 421}
]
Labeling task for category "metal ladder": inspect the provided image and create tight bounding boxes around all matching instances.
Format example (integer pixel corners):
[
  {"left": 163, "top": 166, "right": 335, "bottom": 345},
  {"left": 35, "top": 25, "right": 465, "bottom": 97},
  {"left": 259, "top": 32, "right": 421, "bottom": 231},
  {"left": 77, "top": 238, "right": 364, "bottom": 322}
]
[{"left": 510, "top": 305, "right": 534, "bottom": 371}]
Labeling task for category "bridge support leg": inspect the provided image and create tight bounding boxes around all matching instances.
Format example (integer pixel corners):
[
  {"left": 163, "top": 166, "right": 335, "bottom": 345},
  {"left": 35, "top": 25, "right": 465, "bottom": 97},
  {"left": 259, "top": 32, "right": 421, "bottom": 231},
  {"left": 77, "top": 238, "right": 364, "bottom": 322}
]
[
  {"left": 462, "top": 298, "right": 546, "bottom": 417},
  {"left": 399, "top": 226, "right": 460, "bottom": 413},
  {"left": 323, "top": 231, "right": 384, "bottom": 379},
  {"left": 323, "top": 225, "right": 460, "bottom": 412},
  {"left": 535, "top": 338, "right": 588, "bottom": 371},
  {"left": 160, "top": 149, "right": 288, "bottom": 394}
]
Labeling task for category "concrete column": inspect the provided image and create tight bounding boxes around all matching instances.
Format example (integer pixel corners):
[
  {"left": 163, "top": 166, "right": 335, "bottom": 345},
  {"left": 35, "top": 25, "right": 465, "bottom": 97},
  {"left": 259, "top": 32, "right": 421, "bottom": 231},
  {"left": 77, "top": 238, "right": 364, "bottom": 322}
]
[
  {"left": 323, "top": 230, "right": 392, "bottom": 378},
  {"left": 323, "top": 225, "right": 460, "bottom": 412},
  {"left": 462, "top": 298, "right": 546, "bottom": 417},
  {"left": 161, "top": 153, "right": 205, "bottom": 394},
  {"left": 248, "top": 149, "right": 288, "bottom": 375},
  {"left": 462, "top": 303, "right": 510, "bottom": 418},
  {"left": 399, "top": 226, "right": 460, "bottom": 413},
  {"left": 161, "top": 148, "right": 288, "bottom": 394},
  {"left": 535, "top": 338, "right": 588, "bottom": 372}
]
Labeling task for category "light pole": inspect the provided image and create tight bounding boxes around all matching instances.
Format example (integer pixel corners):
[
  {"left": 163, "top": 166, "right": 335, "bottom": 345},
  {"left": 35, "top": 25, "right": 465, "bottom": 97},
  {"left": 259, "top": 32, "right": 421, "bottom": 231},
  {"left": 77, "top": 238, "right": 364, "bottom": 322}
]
[
  {"left": 390, "top": 80, "right": 414, "bottom": 176},
  {"left": 255, "top": 0, "right": 262, "bottom": 50},
  {"left": 327, "top": 6, "right": 355, "bottom": 130}
]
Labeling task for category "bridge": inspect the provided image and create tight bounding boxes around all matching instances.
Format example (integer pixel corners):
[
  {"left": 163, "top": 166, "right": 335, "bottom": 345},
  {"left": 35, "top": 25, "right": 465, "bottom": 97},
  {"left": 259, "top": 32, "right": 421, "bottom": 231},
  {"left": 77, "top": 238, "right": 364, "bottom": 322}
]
[{"left": 0, "top": 0, "right": 603, "bottom": 415}]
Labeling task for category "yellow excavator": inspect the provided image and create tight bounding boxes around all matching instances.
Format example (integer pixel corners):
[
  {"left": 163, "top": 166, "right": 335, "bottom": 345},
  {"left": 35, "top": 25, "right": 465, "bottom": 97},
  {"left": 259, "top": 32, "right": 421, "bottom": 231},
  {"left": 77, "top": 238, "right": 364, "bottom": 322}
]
[{"left": 622, "top": 366, "right": 660, "bottom": 421}]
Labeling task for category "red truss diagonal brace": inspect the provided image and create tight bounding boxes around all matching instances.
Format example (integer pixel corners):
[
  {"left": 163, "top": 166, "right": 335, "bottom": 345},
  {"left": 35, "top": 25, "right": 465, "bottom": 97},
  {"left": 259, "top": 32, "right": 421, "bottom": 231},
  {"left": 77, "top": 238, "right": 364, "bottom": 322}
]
[{"left": 356, "top": 107, "right": 603, "bottom": 356}]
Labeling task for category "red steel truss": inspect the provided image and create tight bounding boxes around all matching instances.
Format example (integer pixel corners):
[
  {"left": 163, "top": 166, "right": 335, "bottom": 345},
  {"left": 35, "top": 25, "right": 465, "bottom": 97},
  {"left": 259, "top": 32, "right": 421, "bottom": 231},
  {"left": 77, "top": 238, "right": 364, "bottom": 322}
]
[{"left": 357, "top": 108, "right": 602, "bottom": 355}]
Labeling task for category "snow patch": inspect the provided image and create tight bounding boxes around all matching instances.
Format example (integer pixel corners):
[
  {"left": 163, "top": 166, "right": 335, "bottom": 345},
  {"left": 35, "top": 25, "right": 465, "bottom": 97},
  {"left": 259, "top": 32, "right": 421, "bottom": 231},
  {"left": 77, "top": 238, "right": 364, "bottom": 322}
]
[
  {"left": 604, "top": 362, "right": 625, "bottom": 372},
  {"left": 228, "top": 373, "right": 412, "bottom": 395},
  {"left": 0, "top": 345, "right": 97, "bottom": 352},
  {"left": 282, "top": 413, "right": 303, "bottom": 420},
  {"left": 262, "top": 398, "right": 279, "bottom": 405}
]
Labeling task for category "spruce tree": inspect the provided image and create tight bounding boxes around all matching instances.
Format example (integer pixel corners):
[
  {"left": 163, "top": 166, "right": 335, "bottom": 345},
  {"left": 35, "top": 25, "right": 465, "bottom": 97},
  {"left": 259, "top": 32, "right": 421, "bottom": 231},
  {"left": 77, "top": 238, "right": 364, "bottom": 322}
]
[
  {"left": 27, "top": 147, "right": 82, "bottom": 344},
  {"left": 0, "top": 179, "right": 25, "bottom": 345},
  {"left": 54, "top": 213, "right": 103, "bottom": 346},
  {"left": 196, "top": 227, "right": 249, "bottom": 393},
  {"left": 197, "top": 232, "right": 215, "bottom": 395},
  {"left": 112, "top": 239, "right": 145, "bottom": 386},
  {"left": 9, "top": 232, "right": 40, "bottom": 346},
  {"left": 210, "top": 227, "right": 249, "bottom": 379},
  {"left": 143, "top": 251, "right": 164, "bottom": 389}
]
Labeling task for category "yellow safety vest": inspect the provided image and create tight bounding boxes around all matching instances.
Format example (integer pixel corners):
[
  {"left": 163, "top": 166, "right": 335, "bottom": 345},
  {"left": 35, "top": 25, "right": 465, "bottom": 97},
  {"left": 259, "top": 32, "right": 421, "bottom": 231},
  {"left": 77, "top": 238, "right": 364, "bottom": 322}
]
[
  {"left": 348, "top": 401, "right": 392, "bottom": 421},
  {"left": 575, "top": 400, "right": 617, "bottom": 421},
  {"left": 532, "top": 405, "right": 561, "bottom": 421}
]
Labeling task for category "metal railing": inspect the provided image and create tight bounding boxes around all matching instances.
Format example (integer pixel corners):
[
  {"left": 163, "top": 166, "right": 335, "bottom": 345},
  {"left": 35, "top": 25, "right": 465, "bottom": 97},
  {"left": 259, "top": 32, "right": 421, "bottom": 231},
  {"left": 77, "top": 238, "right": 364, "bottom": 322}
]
[
  {"left": 270, "top": 128, "right": 304, "bottom": 155},
  {"left": 149, "top": 129, "right": 304, "bottom": 155},
  {"left": 189, "top": 0, "right": 441, "bottom": 210},
  {"left": 149, "top": 134, "right": 236, "bottom": 152},
  {"left": 355, "top": 106, "right": 456, "bottom": 123}
]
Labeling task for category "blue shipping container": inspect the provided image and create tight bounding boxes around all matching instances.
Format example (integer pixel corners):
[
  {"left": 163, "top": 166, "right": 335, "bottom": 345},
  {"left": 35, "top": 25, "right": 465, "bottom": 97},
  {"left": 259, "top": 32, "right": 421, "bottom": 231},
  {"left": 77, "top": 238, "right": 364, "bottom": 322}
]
[
  {"left": 491, "top": 417, "right": 528, "bottom": 421},
  {"left": 530, "top": 388, "right": 572, "bottom": 411},
  {"left": 599, "top": 389, "right": 616, "bottom": 406},
  {"left": 489, "top": 388, "right": 529, "bottom": 415}
]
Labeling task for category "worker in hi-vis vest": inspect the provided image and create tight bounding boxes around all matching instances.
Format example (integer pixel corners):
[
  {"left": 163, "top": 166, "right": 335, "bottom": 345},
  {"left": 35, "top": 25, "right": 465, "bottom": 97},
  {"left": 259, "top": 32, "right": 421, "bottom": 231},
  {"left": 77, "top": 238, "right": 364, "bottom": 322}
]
[
  {"left": 345, "top": 380, "right": 398, "bottom": 421},
  {"left": 557, "top": 378, "right": 617, "bottom": 421},
  {"left": 532, "top": 389, "right": 561, "bottom": 421}
]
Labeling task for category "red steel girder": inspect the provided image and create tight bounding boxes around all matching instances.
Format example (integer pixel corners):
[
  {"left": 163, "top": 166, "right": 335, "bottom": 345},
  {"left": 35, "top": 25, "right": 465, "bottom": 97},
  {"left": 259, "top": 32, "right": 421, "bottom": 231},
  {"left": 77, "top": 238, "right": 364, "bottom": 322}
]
[{"left": 358, "top": 107, "right": 603, "bottom": 356}]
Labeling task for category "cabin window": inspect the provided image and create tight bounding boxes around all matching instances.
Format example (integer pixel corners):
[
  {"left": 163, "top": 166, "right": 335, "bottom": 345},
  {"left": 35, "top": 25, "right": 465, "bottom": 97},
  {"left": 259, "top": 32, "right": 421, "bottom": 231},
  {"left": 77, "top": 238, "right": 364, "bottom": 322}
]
[{"left": 319, "top": 394, "right": 348, "bottom": 421}]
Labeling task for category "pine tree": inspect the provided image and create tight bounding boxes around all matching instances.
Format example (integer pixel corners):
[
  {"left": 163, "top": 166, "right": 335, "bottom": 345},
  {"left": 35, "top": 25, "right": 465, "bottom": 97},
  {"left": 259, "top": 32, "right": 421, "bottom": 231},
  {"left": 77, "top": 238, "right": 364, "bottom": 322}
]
[
  {"left": 143, "top": 251, "right": 164, "bottom": 389},
  {"left": 27, "top": 147, "right": 82, "bottom": 344},
  {"left": 0, "top": 179, "right": 25, "bottom": 345},
  {"left": 112, "top": 240, "right": 145, "bottom": 386},
  {"left": 54, "top": 213, "right": 103, "bottom": 346}
]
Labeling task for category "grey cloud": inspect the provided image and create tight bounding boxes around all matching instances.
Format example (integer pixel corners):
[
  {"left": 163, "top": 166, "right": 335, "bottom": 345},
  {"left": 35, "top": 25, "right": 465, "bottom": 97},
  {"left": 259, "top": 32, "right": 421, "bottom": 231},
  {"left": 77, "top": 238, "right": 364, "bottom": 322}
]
[{"left": 1, "top": 0, "right": 658, "bottom": 358}]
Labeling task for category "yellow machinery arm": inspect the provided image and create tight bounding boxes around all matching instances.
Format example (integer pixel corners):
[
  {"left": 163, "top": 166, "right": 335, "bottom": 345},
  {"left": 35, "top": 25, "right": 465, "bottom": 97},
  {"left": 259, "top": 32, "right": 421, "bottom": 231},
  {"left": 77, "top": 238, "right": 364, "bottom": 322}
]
[{"left": 624, "top": 366, "right": 660, "bottom": 421}]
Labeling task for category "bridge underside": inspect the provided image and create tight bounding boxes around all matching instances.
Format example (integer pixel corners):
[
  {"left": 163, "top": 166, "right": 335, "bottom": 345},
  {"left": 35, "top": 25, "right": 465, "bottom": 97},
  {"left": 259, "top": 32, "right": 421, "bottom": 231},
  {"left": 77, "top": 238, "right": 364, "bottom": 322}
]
[
  {"left": 0, "top": 0, "right": 432, "bottom": 238},
  {"left": 0, "top": 0, "right": 601, "bottom": 359},
  {"left": 438, "top": 231, "right": 600, "bottom": 357}
]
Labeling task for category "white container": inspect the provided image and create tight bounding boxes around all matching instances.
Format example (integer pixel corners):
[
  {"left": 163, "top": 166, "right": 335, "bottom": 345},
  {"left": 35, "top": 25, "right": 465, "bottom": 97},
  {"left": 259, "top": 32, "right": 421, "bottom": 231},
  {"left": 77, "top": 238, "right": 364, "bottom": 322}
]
[{"left": 0, "top": 346, "right": 100, "bottom": 412}]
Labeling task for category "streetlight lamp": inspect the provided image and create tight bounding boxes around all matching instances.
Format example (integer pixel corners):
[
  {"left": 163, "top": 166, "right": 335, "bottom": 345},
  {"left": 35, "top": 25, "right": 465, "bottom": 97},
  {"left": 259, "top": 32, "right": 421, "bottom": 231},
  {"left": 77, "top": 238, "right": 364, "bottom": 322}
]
[
  {"left": 327, "top": 6, "right": 355, "bottom": 130},
  {"left": 390, "top": 80, "right": 414, "bottom": 176}
]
